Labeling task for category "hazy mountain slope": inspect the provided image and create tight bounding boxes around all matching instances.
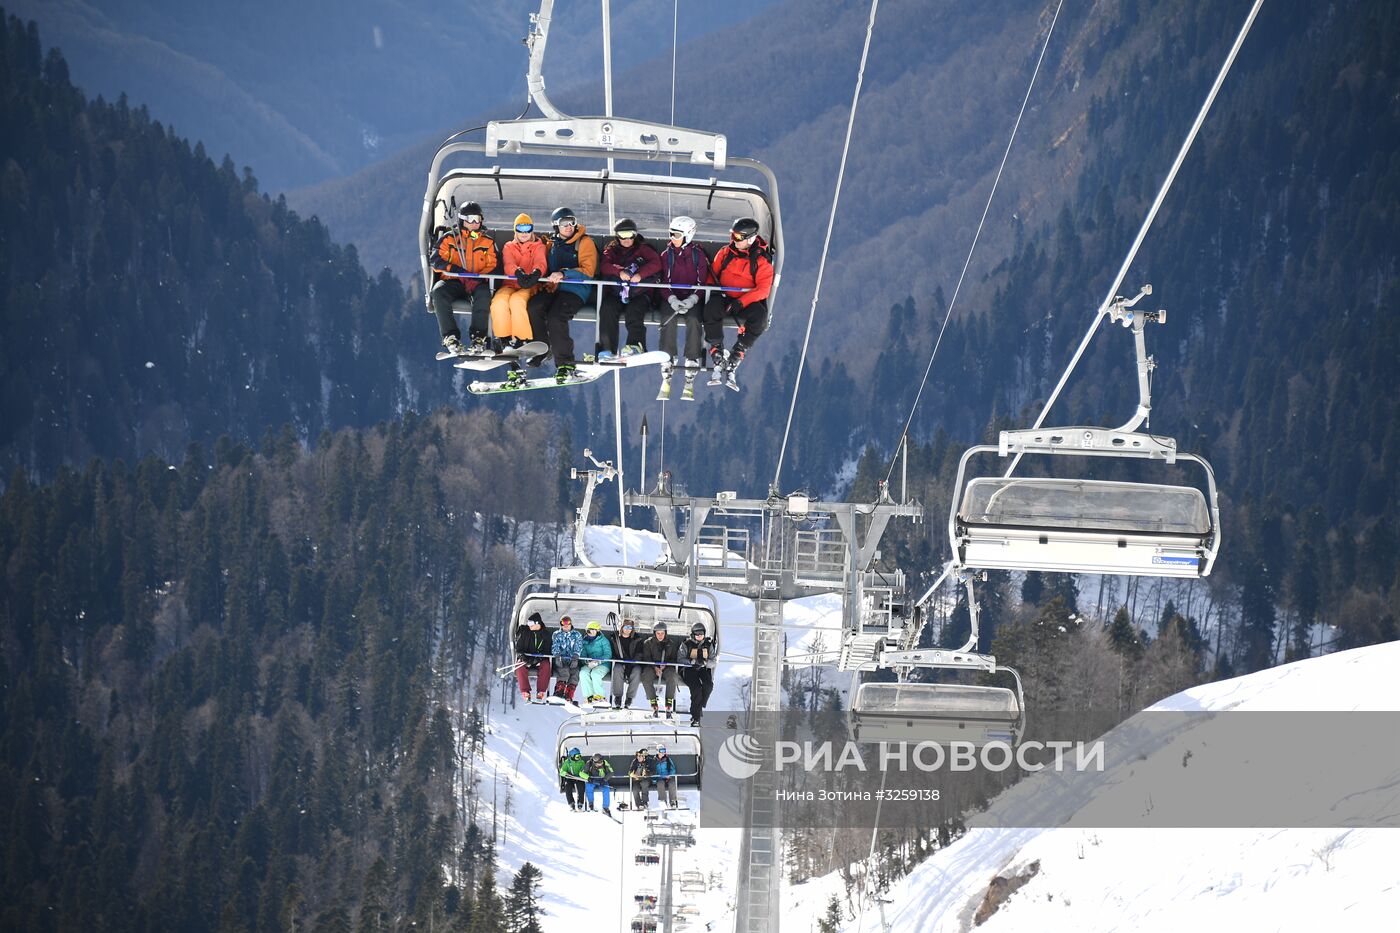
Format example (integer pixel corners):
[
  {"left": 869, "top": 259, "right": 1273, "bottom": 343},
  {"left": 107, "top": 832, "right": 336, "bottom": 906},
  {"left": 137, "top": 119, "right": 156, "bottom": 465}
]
[
  {"left": 7, "top": 0, "right": 777, "bottom": 191},
  {"left": 838, "top": 641, "right": 1400, "bottom": 933}
]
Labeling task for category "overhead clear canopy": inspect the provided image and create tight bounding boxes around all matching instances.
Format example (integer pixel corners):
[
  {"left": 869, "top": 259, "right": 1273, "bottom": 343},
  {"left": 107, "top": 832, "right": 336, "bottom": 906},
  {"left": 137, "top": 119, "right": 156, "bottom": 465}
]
[
  {"left": 854, "top": 682, "right": 1020, "bottom": 718},
  {"left": 850, "top": 682, "right": 1023, "bottom": 746},
  {"left": 433, "top": 168, "right": 775, "bottom": 244},
  {"left": 959, "top": 478, "right": 1211, "bottom": 536}
]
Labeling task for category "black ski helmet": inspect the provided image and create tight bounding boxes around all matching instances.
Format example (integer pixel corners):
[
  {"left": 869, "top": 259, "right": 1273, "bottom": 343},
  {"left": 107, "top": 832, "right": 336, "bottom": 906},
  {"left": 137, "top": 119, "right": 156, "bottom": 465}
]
[
  {"left": 691, "top": 623, "right": 707, "bottom": 636},
  {"left": 614, "top": 217, "right": 638, "bottom": 237},
  {"left": 730, "top": 216, "right": 761, "bottom": 239},
  {"left": 653, "top": 621, "right": 668, "bottom": 633},
  {"left": 458, "top": 201, "right": 484, "bottom": 223},
  {"left": 527, "top": 612, "right": 543, "bottom": 626},
  {"left": 551, "top": 206, "right": 577, "bottom": 227}
]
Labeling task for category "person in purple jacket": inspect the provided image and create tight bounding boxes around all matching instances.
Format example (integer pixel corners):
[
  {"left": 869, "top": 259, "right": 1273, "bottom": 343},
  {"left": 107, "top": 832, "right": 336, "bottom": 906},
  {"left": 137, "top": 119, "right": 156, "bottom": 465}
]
[
  {"left": 655, "top": 215, "right": 712, "bottom": 401},
  {"left": 597, "top": 217, "right": 663, "bottom": 361}
]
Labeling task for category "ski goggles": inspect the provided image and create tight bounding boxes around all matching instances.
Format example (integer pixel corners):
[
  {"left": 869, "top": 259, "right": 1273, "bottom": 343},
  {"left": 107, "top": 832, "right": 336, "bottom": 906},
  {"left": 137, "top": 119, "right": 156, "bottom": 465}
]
[
  {"left": 731, "top": 230, "right": 756, "bottom": 243},
  {"left": 460, "top": 214, "right": 483, "bottom": 224},
  {"left": 514, "top": 222, "right": 534, "bottom": 233},
  {"left": 617, "top": 231, "right": 636, "bottom": 240},
  {"left": 668, "top": 230, "right": 686, "bottom": 238}
]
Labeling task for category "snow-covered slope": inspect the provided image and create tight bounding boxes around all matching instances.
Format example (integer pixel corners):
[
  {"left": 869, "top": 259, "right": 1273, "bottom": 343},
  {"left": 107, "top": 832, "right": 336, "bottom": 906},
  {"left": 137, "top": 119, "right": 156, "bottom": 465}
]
[
  {"left": 474, "top": 525, "right": 845, "bottom": 932},
  {"left": 827, "top": 641, "right": 1400, "bottom": 933}
]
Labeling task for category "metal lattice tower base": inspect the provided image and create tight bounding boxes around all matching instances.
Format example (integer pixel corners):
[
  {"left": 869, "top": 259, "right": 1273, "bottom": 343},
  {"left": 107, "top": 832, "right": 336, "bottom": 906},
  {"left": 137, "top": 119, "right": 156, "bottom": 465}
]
[{"left": 626, "top": 487, "right": 921, "bottom": 933}]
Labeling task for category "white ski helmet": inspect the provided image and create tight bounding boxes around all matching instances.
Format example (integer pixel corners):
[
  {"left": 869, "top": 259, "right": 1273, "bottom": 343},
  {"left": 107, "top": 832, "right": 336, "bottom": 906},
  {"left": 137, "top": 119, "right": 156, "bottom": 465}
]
[{"left": 668, "top": 215, "right": 697, "bottom": 245}]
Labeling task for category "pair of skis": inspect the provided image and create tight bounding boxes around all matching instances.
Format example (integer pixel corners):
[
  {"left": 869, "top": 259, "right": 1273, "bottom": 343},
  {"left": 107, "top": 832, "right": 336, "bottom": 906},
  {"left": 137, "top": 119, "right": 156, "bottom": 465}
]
[{"left": 465, "top": 349, "right": 670, "bottom": 395}]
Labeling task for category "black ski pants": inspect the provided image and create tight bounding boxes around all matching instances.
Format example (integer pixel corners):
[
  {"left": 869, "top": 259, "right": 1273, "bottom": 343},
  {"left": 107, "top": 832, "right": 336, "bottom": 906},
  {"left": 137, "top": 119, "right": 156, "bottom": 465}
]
[
  {"left": 562, "top": 776, "right": 583, "bottom": 809},
  {"left": 681, "top": 666, "right": 714, "bottom": 721},
  {"left": 431, "top": 278, "right": 490, "bottom": 340},
  {"left": 598, "top": 287, "right": 655, "bottom": 354},
  {"left": 527, "top": 289, "right": 585, "bottom": 365},
  {"left": 703, "top": 295, "right": 768, "bottom": 351}
]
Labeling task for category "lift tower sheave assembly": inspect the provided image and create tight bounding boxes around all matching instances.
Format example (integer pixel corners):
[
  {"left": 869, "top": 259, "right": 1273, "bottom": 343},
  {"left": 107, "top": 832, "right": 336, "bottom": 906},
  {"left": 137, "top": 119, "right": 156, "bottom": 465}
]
[{"left": 626, "top": 488, "right": 922, "bottom": 933}]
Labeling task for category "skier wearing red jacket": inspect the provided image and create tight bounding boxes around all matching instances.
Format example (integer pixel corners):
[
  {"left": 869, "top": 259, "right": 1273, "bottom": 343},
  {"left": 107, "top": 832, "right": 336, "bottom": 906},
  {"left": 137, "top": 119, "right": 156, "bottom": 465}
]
[{"left": 703, "top": 216, "right": 773, "bottom": 392}]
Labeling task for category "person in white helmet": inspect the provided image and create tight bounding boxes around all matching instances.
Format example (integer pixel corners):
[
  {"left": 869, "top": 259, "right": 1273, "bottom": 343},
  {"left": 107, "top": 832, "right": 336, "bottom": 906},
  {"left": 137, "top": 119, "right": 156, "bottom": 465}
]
[{"left": 656, "top": 216, "right": 712, "bottom": 401}]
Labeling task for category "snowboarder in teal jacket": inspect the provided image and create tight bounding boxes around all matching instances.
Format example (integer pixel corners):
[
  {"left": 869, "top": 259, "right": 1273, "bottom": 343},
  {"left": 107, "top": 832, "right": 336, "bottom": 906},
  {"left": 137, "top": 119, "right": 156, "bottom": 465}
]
[{"left": 578, "top": 620, "right": 614, "bottom": 703}]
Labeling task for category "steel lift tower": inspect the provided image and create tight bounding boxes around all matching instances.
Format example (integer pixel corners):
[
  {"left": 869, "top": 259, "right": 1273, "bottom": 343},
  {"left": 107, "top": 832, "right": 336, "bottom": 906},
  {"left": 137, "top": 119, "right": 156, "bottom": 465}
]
[{"left": 627, "top": 484, "right": 921, "bottom": 933}]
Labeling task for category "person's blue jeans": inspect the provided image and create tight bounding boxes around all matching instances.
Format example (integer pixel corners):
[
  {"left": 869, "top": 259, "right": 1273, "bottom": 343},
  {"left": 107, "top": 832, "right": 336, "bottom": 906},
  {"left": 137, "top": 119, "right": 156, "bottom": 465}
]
[{"left": 585, "top": 781, "right": 612, "bottom": 809}]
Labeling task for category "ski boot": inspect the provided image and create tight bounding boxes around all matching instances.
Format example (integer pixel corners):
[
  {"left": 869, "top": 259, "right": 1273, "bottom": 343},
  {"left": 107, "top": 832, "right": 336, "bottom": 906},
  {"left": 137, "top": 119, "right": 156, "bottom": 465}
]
[
  {"left": 555, "top": 363, "right": 578, "bottom": 385},
  {"left": 690, "top": 718, "right": 701, "bottom": 727},
  {"left": 657, "top": 363, "right": 673, "bottom": 401},
  {"left": 534, "top": 692, "right": 546, "bottom": 703},
  {"left": 724, "top": 348, "right": 745, "bottom": 392},
  {"left": 665, "top": 700, "right": 676, "bottom": 721},
  {"left": 442, "top": 333, "right": 467, "bottom": 357},
  {"left": 707, "top": 344, "right": 727, "bottom": 386},
  {"left": 468, "top": 335, "right": 491, "bottom": 356},
  {"left": 681, "top": 364, "right": 698, "bottom": 401},
  {"left": 650, "top": 698, "right": 661, "bottom": 718},
  {"left": 603, "top": 807, "right": 612, "bottom": 817}
]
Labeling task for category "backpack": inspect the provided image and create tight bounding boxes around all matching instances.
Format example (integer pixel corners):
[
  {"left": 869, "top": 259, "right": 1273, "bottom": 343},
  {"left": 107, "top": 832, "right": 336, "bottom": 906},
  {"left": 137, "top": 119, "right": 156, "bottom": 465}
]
[{"left": 715, "top": 235, "right": 774, "bottom": 284}]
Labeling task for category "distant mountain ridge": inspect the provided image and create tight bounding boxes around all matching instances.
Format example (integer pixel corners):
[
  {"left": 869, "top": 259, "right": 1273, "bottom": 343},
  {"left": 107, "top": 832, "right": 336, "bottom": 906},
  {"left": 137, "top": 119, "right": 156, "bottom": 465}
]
[{"left": 7, "top": 0, "right": 778, "bottom": 191}]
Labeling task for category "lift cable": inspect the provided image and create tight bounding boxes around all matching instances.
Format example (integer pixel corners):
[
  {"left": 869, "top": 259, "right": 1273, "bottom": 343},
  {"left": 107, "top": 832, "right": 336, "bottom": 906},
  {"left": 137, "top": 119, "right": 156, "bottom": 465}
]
[
  {"left": 771, "top": 0, "right": 882, "bottom": 494},
  {"left": 1005, "top": 0, "right": 1266, "bottom": 479},
  {"left": 882, "top": 0, "right": 1066, "bottom": 487},
  {"left": 856, "top": 3, "right": 1268, "bottom": 922}
]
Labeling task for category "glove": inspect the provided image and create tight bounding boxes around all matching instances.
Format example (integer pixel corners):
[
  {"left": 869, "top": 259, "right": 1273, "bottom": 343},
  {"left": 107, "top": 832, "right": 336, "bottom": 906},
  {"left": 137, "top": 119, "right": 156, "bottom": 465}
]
[
  {"left": 516, "top": 270, "right": 540, "bottom": 288},
  {"left": 681, "top": 294, "right": 701, "bottom": 311},
  {"left": 668, "top": 295, "right": 684, "bottom": 312},
  {"left": 588, "top": 660, "right": 600, "bottom": 669}
]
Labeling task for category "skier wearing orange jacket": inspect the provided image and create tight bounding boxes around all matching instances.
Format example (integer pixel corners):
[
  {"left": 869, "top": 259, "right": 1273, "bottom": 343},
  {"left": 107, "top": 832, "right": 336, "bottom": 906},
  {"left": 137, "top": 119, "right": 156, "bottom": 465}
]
[
  {"left": 491, "top": 213, "right": 548, "bottom": 349},
  {"left": 703, "top": 217, "right": 773, "bottom": 392}
]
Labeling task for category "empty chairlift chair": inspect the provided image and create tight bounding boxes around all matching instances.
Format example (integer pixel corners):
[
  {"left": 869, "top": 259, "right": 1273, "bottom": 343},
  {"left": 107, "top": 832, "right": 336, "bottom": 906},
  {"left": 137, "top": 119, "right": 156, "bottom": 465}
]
[
  {"left": 850, "top": 574, "right": 1025, "bottom": 747},
  {"left": 678, "top": 871, "right": 706, "bottom": 893},
  {"left": 950, "top": 288, "right": 1221, "bottom": 579}
]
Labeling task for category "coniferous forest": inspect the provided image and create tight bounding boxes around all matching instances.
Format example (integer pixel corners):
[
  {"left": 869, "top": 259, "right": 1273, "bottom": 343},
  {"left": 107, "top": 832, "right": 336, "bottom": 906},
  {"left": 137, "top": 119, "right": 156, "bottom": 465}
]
[{"left": 0, "top": 408, "right": 567, "bottom": 931}]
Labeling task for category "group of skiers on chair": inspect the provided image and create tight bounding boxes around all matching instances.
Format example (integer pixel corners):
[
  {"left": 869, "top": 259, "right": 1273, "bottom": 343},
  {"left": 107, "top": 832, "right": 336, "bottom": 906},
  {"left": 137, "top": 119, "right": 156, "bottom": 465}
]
[
  {"left": 431, "top": 202, "right": 773, "bottom": 394},
  {"left": 513, "top": 612, "right": 716, "bottom": 727},
  {"left": 557, "top": 745, "right": 681, "bottom": 816}
]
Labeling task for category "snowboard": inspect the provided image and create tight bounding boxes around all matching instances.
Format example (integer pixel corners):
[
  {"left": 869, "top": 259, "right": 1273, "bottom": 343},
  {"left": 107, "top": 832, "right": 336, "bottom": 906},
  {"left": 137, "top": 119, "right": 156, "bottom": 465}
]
[{"left": 450, "top": 340, "right": 549, "bottom": 370}]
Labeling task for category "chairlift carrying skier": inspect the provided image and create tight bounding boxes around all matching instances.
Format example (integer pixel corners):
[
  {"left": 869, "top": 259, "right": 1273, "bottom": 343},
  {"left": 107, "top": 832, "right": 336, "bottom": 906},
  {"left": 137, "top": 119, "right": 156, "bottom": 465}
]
[
  {"left": 598, "top": 218, "right": 662, "bottom": 360},
  {"left": 551, "top": 615, "right": 583, "bottom": 702},
  {"left": 638, "top": 621, "right": 681, "bottom": 717},
  {"left": 431, "top": 202, "right": 497, "bottom": 356},
  {"left": 515, "top": 611, "right": 552, "bottom": 702},
  {"left": 704, "top": 217, "right": 773, "bottom": 392},
  {"left": 657, "top": 215, "right": 710, "bottom": 401}
]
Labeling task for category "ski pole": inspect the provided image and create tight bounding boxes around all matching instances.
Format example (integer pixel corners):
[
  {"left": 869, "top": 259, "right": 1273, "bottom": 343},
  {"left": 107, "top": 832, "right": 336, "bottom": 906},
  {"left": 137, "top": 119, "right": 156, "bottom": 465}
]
[{"left": 443, "top": 272, "right": 748, "bottom": 294}]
